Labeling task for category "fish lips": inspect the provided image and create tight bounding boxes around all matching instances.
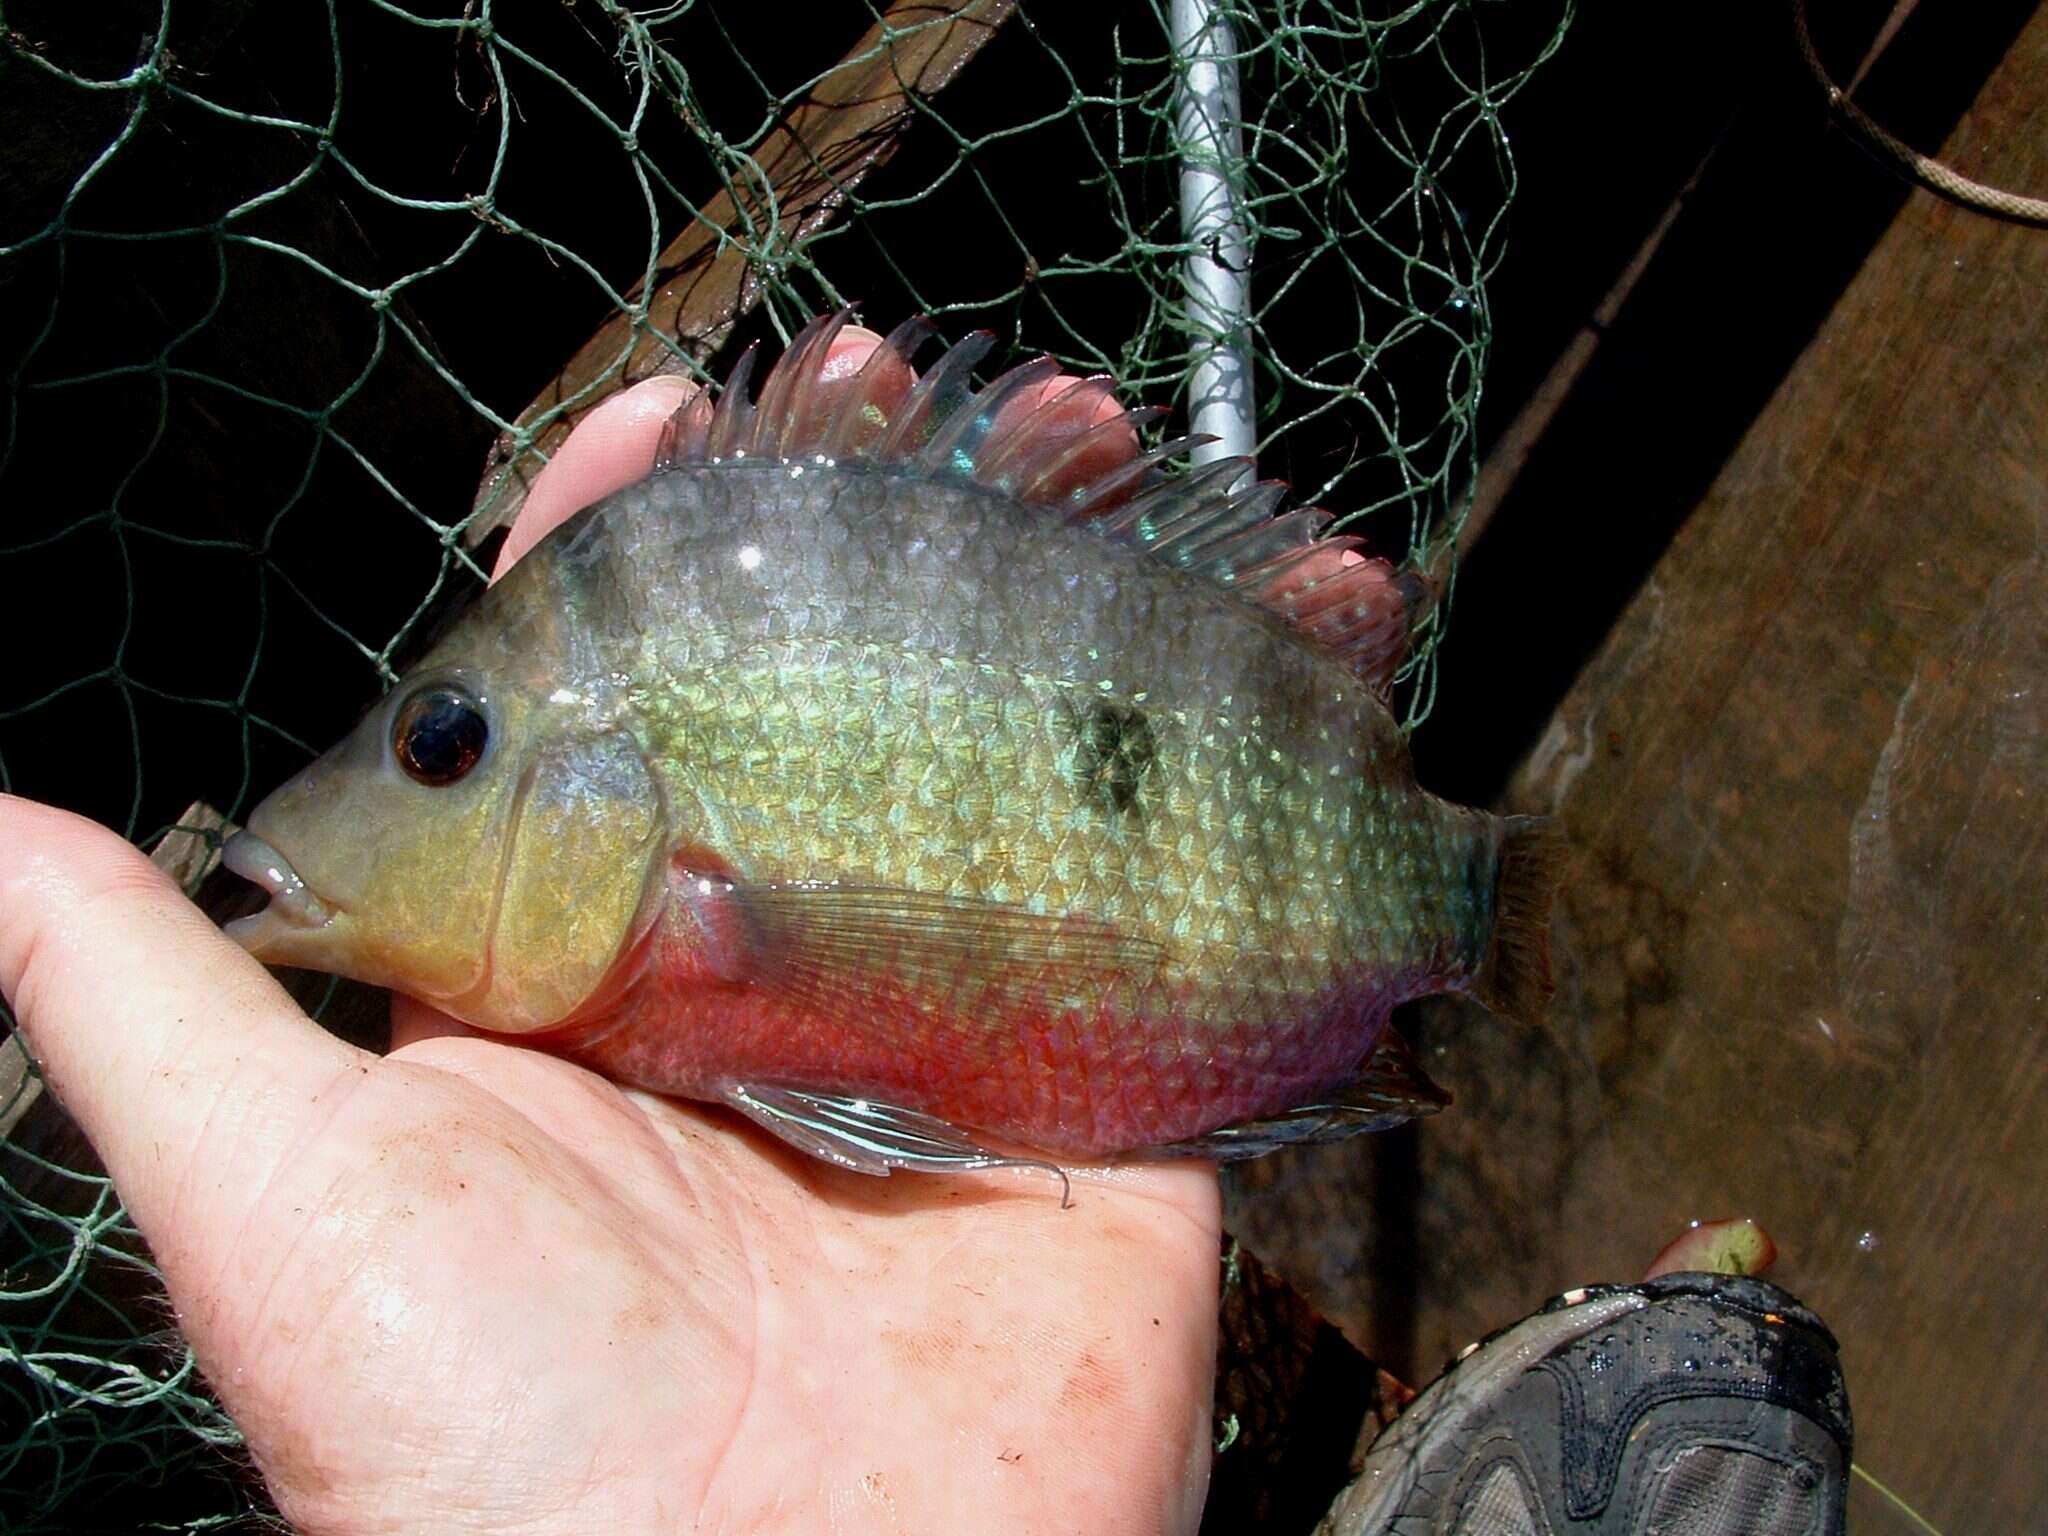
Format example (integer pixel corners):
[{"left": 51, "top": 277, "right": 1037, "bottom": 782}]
[{"left": 220, "top": 829, "right": 339, "bottom": 961}]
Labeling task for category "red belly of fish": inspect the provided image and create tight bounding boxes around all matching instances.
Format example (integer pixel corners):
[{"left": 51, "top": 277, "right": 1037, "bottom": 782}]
[{"left": 545, "top": 920, "right": 1401, "bottom": 1158}]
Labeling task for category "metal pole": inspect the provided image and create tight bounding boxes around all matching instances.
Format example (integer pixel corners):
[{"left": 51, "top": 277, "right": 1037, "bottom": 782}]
[{"left": 1171, "top": 0, "right": 1255, "bottom": 468}]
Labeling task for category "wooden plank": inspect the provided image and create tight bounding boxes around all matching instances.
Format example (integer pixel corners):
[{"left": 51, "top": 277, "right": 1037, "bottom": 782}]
[{"left": 467, "top": 0, "right": 1016, "bottom": 542}]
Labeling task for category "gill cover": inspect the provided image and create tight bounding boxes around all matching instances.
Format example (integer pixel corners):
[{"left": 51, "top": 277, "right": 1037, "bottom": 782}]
[{"left": 479, "top": 729, "right": 665, "bottom": 1032}]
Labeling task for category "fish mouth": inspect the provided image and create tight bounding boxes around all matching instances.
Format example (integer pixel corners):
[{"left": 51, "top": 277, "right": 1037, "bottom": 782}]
[{"left": 221, "top": 830, "right": 335, "bottom": 953}]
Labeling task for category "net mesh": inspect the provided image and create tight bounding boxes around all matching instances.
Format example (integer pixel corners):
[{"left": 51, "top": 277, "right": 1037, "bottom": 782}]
[{"left": 0, "top": 0, "right": 1570, "bottom": 1524}]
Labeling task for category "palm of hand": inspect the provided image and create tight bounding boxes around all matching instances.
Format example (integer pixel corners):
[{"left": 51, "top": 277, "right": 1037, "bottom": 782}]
[{"left": 166, "top": 1017, "right": 1219, "bottom": 1534}]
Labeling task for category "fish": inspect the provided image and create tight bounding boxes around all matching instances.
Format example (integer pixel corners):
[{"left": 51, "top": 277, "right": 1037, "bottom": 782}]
[{"left": 222, "top": 309, "right": 1558, "bottom": 1178}]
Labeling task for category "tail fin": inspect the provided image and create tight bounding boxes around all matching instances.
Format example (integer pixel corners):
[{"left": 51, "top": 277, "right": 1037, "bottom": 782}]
[{"left": 1475, "top": 814, "right": 1563, "bottom": 1023}]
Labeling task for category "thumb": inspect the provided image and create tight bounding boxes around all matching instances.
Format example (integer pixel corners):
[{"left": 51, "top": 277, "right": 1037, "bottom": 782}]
[{"left": 0, "top": 795, "right": 365, "bottom": 1256}]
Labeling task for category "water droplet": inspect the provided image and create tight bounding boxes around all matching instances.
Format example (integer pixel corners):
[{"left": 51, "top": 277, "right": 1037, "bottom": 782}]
[
  {"left": 1681, "top": 1357, "right": 1700, "bottom": 1372},
  {"left": 1856, "top": 1231, "right": 1879, "bottom": 1254},
  {"left": 1587, "top": 1351, "right": 1613, "bottom": 1374}
]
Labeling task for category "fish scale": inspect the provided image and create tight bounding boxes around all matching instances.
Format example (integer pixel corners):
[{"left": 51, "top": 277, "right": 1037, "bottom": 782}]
[
  {"left": 223, "top": 311, "right": 1554, "bottom": 1169},
  {"left": 620, "top": 476, "right": 1387, "bottom": 948}
]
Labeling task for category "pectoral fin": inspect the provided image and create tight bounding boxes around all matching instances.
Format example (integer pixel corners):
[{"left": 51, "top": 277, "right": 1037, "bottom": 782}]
[
  {"left": 719, "top": 1084, "right": 1072, "bottom": 1203},
  {"left": 711, "top": 881, "right": 1160, "bottom": 1020}
]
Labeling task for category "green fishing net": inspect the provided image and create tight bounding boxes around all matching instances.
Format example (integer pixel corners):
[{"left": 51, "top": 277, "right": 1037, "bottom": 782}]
[{"left": 0, "top": 0, "right": 1570, "bottom": 1524}]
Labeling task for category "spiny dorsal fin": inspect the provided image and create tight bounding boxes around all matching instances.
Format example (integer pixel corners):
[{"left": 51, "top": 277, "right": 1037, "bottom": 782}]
[{"left": 654, "top": 308, "right": 1420, "bottom": 686}]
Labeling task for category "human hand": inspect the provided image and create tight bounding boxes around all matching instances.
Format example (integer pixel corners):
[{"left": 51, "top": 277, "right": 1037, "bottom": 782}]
[{"left": 0, "top": 326, "right": 1222, "bottom": 1535}]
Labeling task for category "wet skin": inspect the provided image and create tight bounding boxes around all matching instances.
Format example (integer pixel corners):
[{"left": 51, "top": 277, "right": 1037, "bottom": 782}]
[{"left": 0, "top": 332, "right": 1221, "bottom": 1535}]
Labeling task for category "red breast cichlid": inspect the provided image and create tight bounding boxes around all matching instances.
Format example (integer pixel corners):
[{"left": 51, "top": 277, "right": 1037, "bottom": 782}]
[{"left": 223, "top": 310, "right": 1557, "bottom": 1179}]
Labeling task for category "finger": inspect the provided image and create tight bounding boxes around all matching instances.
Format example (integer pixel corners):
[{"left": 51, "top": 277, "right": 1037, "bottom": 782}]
[
  {"left": 988, "top": 373, "right": 1142, "bottom": 500},
  {"left": 1266, "top": 541, "right": 1403, "bottom": 606},
  {"left": 493, "top": 327, "right": 900, "bottom": 581},
  {"left": 1290, "top": 543, "right": 1374, "bottom": 582},
  {"left": 492, "top": 375, "right": 698, "bottom": 579},
  {"left": 0, "top": 796, "right": 364, "bottom": 1236},
  {"left": 805, "top": 323, "right": 912, "bottom": 450},
  {"left": 991, "top": 373, "right": 1135, "bottom": 449}
]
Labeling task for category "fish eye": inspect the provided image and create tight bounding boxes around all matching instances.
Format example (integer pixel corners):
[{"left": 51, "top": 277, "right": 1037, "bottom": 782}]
[{"left": 392, "top": 686, "right": 489, "bottom": 787}]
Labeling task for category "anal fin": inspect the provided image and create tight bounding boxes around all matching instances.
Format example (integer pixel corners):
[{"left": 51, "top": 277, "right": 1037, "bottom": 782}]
[
  {"left": 721, "top": 1084, "right": 1072, "bottom": 1204},
  {"left": 1137, "top": 1026, "right": 1451, "bottom": 1162}
]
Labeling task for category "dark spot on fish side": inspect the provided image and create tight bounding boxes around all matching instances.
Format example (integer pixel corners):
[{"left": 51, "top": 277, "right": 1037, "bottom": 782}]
[{"left": 1070, "top": 700, "right": 1157, "bottom": 816}]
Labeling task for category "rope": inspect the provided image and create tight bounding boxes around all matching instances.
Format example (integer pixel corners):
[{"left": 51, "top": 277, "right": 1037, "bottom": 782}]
[{"left": 1794, "top": 0, "right": 2048, "bottom": 227}]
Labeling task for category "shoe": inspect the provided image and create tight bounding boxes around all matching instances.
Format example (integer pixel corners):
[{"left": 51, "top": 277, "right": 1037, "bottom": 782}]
[{"left": 1316, "top": 1272, "right": 1851, "bottom": 1535}]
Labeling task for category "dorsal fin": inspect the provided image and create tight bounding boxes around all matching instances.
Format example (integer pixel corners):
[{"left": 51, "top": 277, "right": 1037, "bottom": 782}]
[{"left": 654, "top": 309, "right": 1420, "bottom": 686}]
